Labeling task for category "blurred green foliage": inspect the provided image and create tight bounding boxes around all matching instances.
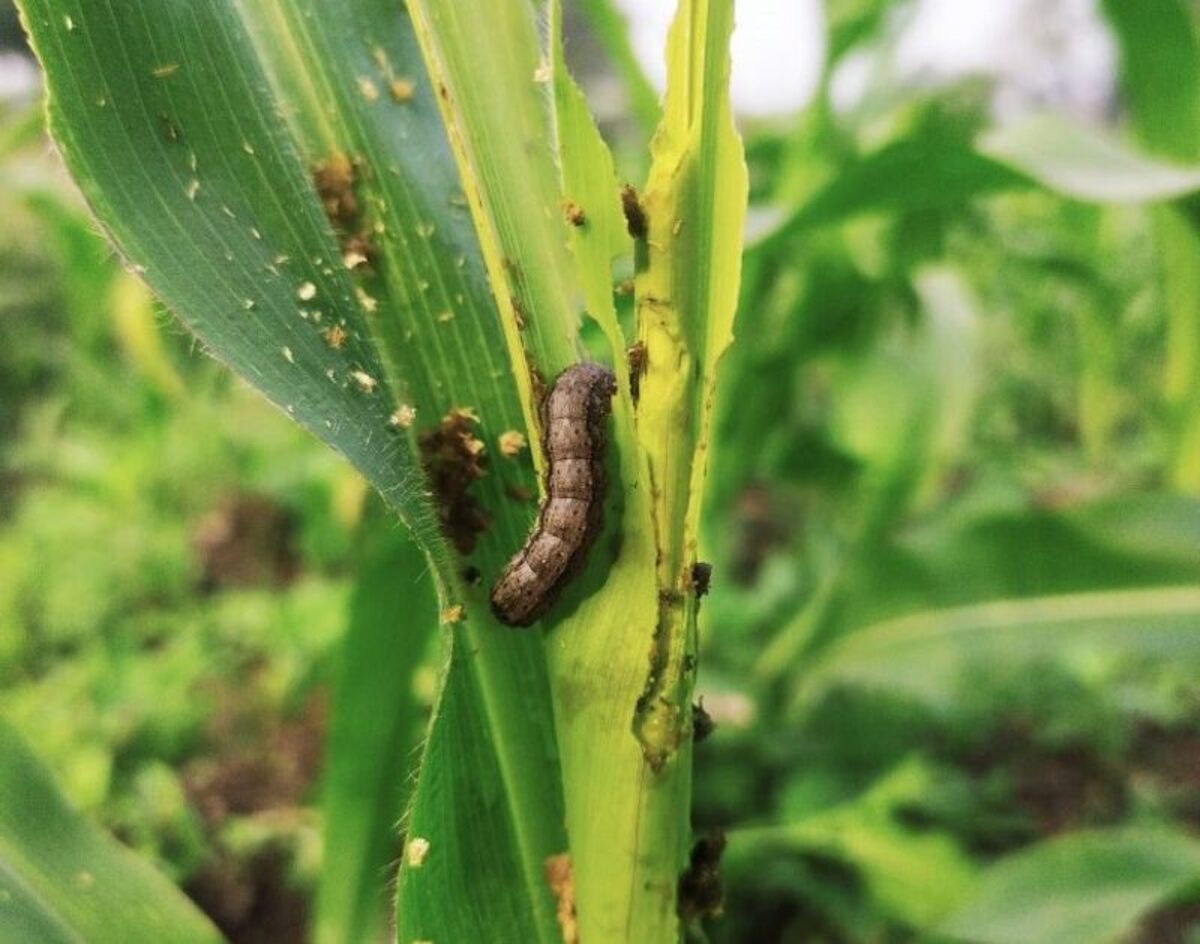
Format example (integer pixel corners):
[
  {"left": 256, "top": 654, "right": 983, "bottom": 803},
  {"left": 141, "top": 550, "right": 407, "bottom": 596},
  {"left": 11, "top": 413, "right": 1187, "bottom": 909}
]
[
  {"left": 0, "top": 91, "right": 371, "bottom": 937},
  {"left": 4, "top": 0, "right": 1200, "bottom": 942}
]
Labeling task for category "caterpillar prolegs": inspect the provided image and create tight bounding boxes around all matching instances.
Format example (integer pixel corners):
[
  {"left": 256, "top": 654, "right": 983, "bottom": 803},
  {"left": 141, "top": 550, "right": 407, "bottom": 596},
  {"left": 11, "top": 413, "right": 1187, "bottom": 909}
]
[{"left": 490, "top": 363, "right": 617, "bottom": 627}]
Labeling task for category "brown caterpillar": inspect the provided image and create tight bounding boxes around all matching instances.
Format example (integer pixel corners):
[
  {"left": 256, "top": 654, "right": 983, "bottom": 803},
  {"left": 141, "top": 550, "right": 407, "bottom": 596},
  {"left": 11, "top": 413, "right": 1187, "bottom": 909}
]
[{"left": 490, "top": 363, "right": 617, "bottom": 626}]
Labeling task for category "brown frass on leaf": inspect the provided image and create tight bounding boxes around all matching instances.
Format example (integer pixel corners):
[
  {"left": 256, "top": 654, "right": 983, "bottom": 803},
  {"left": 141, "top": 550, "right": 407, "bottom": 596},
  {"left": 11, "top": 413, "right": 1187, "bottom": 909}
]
[
  {"left": 544, "top": 853, "right": 578, "bottom": 944},
  {"left": 678, "top": 830, "right": 727, "bottom": 923},
  {"left": 692, "top": 699, "right": 716, "bottom": 743},
  {"left": 312, "top": 154, "right": 377, "bottom": 270},
  {"left": 312, "top": 154, "right": 358, "bottom": 229},
  {"left": 620, "top": 183, "right": 647, "bottom": 239},
  {"left": 562, "top": 200, "right": 587, "bottom": 228},
  {"left": 418, "top": 408, "right": 491, "bottom": 555},
  {"left": 627, "top": 341, "right": 647, "bottom": 404}
]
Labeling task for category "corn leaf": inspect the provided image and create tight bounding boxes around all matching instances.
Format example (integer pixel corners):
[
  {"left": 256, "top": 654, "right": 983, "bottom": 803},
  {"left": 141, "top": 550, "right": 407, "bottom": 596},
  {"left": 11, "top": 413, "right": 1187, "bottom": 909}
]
[
  {"left": 980, "top": 114, "right": 1200, "bottom": 202},
  {"left": 16, "top": 1, "right": 566, "bottom": 939},
  {"left": 405, "top": 0, "right": 580, "bottom": 428},
  {"left": 1101, "top": 0, "right": 1200, "bottom": 489},
  {"left": 542, "top": 2, "right": 665, "bottom": 937},
  {"left": 0, "top": 720, "right": 222, "bottom": 944},
  {"left": 316, "top": 510, "right": 436, "bottom": 944},
  {"left": 940, "top": 828, "right": 1200, "bottom": 944},
  {"left": 797, "top": 586, "right": 1200, "bottom": 710}
]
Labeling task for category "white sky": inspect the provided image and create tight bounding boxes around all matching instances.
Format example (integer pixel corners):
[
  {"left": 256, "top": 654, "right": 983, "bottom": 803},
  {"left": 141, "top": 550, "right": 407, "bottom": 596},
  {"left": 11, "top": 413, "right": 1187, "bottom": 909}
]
[
  {"left": 0, "top": 51, "right": 38, "bottom": 103},
  {"left": 0, "top": 1, "right": 1116, "bottom": 120},
  {"left": 614, "top": 0, "right": 1115, "bottom": 120}
]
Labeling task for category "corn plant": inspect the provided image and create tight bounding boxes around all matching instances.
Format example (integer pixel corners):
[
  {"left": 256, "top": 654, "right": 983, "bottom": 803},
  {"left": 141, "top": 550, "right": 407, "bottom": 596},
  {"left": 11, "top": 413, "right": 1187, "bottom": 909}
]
[{"left": 13, "top": 0, "right": 745, "bottom": 941}]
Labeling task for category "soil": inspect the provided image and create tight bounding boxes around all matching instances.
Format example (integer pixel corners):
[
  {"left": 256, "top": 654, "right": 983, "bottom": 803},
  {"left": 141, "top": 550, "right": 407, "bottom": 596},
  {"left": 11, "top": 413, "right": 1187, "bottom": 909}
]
[
  {"left": 181, "top": 688, "right": 327, "bottom": 943},
  {"left": 1129, "top": 902, "right": 1200, "bottom": 944},
  {"left": 1131, "top": 722, "right": 1200, "bottom": 829},
  {"left": 192, "top": 493, "right": 300, "bottom": 591},
  {"left": 956, "top": 721, "right": 1126, "bottom": 844}
]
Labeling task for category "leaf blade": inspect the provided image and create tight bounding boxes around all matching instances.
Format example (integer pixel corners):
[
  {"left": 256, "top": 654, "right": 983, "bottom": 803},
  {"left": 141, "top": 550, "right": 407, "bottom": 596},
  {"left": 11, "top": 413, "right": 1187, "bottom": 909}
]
[
  {"left": 940, "top": 828, "right": 1200, "bottom": 944},
  {"left": 18, "top": 0, "right": 442, "bottom": 548},
  {"left": 0, "top": 721, "right": 222, "bottom": 944},
  {"left": 798, "top": 586, "right": 1200, "bottom": 709},
  {"left": 980, "top": 114, "right": 1200, "bottom": 203},
  {"left": 315, "top": 515, "right": 436, "bottom": 944}
]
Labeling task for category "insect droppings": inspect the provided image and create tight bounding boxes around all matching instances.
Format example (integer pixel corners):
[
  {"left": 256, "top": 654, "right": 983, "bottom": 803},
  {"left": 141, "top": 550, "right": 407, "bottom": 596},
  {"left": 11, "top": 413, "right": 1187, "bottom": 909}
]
[
  {"left": 620, "top": 184, "right": 647, "bottom": 240},
  {"left": 677, "top": 830, "right": 726, "bottom": 922},
  {"left": 563, "top": 201, "right": 587, "bottom": 227}
]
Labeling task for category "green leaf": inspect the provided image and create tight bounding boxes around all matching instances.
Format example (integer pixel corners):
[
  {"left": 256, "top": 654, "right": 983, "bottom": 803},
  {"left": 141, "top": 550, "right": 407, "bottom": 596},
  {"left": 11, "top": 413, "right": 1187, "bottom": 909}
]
[
  {"left": 315, "top": 511, "right": 436, "bottom": 944},
  {"left": 8, "top": 176, "right": 117, "bottom": 358},
  {"left": 639, "top": 0, "right": 748, "bottom": 568},
  {"left": 980, "top": 114, "right": 1200, "bottom": 203},
  {"left": 542, "top": 5, "right": 700, "bottom": 935},
  {"left": 405, "top": 0, "right": 579, "bottom": 421},
  {"left": 753, "top": 137, "right": 1030, "bottom": 248},
  {"left": 396, "top": 634, "right": 562, "bottom": 943},
  {"left": 17, "top": 1, "right": 568, "bottom": 939},
  {"left": 1155, "top": 203, "right": 1200, "bottom": 489},
  {"left": 1102, "top": 0, "right": 1200, "bottom": 489},
  {"left": 555, "top": 0, "right": 747, "bottom": 935},
  {"left": 0, "top": 720, "right": 222, "bottom": 943},
  {"left": 753, "top": 266, "right": 986, "bottom": 682},
  {"left": 940, "top": 828, "right": 1200, "bottom": 944},
  {"left": 798, "top": 586, "right": 1200, "bottom": 710},
  {"left": 540, "top": 4, "right": 675, "bottom": 939},
  {"left": 728, "top": 759, "right": 976, "bottom": 927},
  {"left": 754, "top": 110, "right": 1200, "bottom": 250},
  {"left": 835, "top": 493, "right": 1200, "bottom": 641},
  {"left": 761, "top": 492, "right": 1200, "bottom": 692},
  {"left": 17, "top": 0, "right": 444, "bottom": 544},
  {"left": 1101, "top": 0, "right": 1200, "bottom": 161},
  {"left": 825, "top": 0, "right": 892, "bottom": 64}
]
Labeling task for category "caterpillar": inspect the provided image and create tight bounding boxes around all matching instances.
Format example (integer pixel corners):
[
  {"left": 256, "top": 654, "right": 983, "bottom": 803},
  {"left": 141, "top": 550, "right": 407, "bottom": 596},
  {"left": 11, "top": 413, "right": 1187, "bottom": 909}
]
[{"left": 490, "top": 363, "right": 617, "bottom": 626}]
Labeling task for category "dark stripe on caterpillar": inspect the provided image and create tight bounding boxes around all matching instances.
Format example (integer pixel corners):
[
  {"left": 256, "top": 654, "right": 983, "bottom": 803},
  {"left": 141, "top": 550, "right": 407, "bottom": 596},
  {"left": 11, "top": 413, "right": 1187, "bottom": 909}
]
[{"left": 490, "top": 363, "right": 617, "bottom": 627}]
